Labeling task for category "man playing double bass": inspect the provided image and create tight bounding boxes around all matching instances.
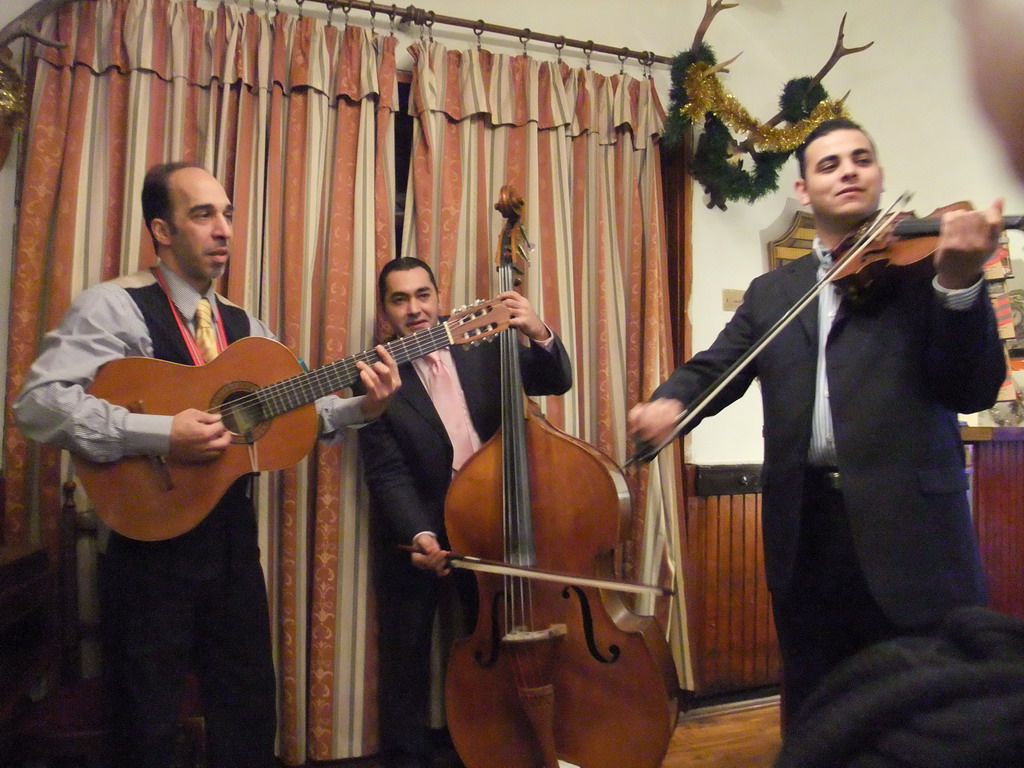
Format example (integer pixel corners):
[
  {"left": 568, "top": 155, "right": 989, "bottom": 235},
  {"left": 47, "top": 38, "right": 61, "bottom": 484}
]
[
  {"left": 629, "top": 118, "right": 1007, "bottom": 731},
  {"left": 358, "top": 257, "right": 571, "bottom": 768}
]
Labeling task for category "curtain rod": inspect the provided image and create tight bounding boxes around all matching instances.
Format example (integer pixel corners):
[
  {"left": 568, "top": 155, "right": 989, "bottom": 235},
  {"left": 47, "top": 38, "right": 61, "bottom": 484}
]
[{"left": 287, "top": 0, "right": 673, "bottom": 67}]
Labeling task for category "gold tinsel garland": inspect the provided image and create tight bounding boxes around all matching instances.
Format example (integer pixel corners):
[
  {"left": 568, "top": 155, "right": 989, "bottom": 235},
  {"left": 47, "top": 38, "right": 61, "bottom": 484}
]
[
  {"left": 682, "top": 61, "right": 848, "bottom": 152},
  {"left": 0, "top": 58, "right": 27, "bottom": 125}
]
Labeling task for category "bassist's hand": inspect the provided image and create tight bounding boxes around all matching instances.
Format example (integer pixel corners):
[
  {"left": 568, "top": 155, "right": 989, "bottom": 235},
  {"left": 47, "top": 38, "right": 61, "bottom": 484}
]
[
  {"left": 497, "top": 290, "right": 551, "bottom": 342},
  {"left": 410, "top": 532, "right": 452, "bottom": 576},
  {"left": 358, "top": 345, "right": 401, "bottom": 421},
  {"left": 169, "top": 408, "right": 231, "bottom": 463}
]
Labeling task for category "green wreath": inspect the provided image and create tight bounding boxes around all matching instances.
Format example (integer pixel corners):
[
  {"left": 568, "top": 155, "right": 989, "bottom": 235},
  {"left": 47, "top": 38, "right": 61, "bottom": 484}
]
[{"left": 663, "top": 45, "right": 846, "bottom": 210}]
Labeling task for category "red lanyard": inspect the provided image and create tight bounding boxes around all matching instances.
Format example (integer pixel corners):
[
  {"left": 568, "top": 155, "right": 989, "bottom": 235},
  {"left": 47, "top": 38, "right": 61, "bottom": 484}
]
[{"left": 152, "top": 267, "right": 228, "bottom": 366}]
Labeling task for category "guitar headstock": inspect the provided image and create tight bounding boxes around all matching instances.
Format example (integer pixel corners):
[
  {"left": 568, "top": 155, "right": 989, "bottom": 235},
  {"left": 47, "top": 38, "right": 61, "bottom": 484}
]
[{"left": 447, "top": 298, "right": 511, "bottom": 346}]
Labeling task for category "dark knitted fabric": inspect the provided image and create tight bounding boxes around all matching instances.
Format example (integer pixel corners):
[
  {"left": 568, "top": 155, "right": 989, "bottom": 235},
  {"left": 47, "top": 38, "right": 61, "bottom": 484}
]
[{"left": 774, "top": 606, "right": 1024, "bottom": 768}]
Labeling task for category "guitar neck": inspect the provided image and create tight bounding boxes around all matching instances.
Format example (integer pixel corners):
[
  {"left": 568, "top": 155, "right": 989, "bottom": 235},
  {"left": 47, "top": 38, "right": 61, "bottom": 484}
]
[{"left": 257, "top": 323, "right": 452, "bottom": 420}]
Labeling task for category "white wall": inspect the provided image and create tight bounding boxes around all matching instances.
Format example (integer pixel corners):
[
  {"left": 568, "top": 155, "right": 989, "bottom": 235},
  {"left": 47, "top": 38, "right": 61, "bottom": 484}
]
[{"left": 2, "top": 0, "right": 1021, "bottom": 465}]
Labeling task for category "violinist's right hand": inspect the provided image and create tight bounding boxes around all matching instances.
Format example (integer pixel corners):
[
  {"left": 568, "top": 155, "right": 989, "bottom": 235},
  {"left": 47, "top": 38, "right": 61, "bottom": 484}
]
[
  {"left": 411, "top": 532, "right": 452, "bottom": 576},
  {"left": 169, "top": 408, "right": 231, "bottom": 463},
  {"left": 627, "top": 398, "right": 685, "bottom": 449}
]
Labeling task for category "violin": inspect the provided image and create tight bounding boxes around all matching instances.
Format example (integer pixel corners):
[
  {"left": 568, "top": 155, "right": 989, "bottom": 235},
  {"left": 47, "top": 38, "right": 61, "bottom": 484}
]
[
  {"left": 829, "top": 201, "right": 1024, "bottom": 302},
  {"left": 628, "top": 195, "right": 1023, "bottom": 465}
]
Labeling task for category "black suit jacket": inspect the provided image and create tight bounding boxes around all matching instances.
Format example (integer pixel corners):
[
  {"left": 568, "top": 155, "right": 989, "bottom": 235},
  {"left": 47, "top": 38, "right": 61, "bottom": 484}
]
[
  {"left": 359, "top": 327, "right": 572, "bottom": 568},
  {"left": 653, "top": 254, "right": 1005, "bottom": 625}
]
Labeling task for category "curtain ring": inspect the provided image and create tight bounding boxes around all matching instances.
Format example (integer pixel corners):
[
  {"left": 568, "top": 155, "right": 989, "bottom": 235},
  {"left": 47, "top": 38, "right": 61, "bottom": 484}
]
[
  {"left": 618, "top": 47, "right": 630, "bottom": 75},
  {"left": 424, "top": 10, "right": 434, "bottom": 42},
  {"left": 388, "top": 4, "right": 397, "bottom": 37},
  {"left": 519, "top": 28, "right": 531, "bottom": 56},
  {"left": 326, "top": 0, "right": 336, "bottom": 26},
  {"left": 473, "top": 21, "right": 484, "bottom": 51},
  {"left": 553, "top": 35, "right": 565, "bottom": 63},
  {"left": 342, "top": 1, "right": 351, "bottom": 28},
  {"left": 295, "top": 0, "right": 304, "bottom": 19},
  {"left": 582, "top": 40, "right": 593, "bottom": 70},
  {"left": 368, "top": 0, "right": 376, "bottom": 34}
]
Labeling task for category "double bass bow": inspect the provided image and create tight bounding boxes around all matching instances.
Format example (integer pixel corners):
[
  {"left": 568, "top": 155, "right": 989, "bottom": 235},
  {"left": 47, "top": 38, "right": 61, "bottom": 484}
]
[{"left": 443, "top": 186, "right": 679, "bottom": 768}]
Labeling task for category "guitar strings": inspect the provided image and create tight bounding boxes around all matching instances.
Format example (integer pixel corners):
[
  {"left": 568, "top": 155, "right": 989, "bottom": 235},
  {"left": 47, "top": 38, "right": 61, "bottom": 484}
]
[
  {"left": 211, "top": 309, "right": 498, "bottom": 429},
  {"left": 211, "top": 322, "right": 451, "bottom": 423}
]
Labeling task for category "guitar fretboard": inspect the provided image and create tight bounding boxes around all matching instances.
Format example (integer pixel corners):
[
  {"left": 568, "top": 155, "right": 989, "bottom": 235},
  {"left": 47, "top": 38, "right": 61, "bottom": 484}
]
[{"left": 255, "top": 322, "right": 454, "bottom": 420}]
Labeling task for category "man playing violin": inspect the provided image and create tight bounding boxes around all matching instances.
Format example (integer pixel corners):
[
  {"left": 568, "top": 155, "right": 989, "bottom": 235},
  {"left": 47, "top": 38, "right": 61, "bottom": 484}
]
[
  {"left": 629, "top": 117, "right": 1007, "bottom": 731},
  {"left": 358, "top": 257, "right": 572, "bottom": 768}
]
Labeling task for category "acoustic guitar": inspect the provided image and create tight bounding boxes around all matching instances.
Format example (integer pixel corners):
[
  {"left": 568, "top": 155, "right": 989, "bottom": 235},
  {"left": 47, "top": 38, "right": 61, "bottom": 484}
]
[{"left": 74, "top": 299, "right": 510, "bottom": 541}]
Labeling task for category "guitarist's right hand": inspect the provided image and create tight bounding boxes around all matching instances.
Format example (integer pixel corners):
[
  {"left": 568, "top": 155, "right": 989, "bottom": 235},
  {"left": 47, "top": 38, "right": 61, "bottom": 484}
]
[{"left": 169, "top": 408, "right": 232, "bottom": 464}]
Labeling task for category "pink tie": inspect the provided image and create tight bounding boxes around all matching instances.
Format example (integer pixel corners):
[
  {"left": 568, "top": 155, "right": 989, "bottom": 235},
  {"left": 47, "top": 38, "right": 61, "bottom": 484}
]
[{"left": 426, "top": 352, "right": 475, "bottom": 471}]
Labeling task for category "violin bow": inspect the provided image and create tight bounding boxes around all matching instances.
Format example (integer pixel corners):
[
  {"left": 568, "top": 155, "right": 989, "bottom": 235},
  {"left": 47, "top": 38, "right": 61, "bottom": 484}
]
[{"left": 626, "top": 191, "right": 914, "bottom": 467}]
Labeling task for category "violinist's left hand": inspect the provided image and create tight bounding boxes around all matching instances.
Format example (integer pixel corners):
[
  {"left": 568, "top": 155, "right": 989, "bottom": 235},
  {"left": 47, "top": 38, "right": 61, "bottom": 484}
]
[
  {"left": 933, "top": 198, "right": 1004, "bottom": 289},
  {"left": 497, "top": 290, "right": 552, "bottom": 342}
]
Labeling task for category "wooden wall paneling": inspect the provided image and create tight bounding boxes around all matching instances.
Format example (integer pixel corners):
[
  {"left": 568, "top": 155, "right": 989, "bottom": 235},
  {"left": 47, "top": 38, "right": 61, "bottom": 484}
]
[
  {"left": 969, "top": 433, "right": 1024, "bottom": 619},
  {"left": 682, "top": 465, "right": 780, "bottom": 701}
]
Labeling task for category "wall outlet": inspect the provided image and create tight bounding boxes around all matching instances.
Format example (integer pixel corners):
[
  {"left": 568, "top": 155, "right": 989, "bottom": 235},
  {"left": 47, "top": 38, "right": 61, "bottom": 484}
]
[{"left": 722, "top": 289, "right": 745, "bottom": 311}]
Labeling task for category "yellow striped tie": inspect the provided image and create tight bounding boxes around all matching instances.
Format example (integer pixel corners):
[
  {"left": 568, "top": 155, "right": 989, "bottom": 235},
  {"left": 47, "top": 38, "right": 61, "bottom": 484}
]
[{"left": 194, "top": 298, "right": 219, "bottom": 363}]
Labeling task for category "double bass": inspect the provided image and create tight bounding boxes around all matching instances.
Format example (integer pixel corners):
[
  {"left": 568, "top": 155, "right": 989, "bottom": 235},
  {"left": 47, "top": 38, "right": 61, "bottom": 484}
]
[{"left": 443, "top": 187, "right": 679, "bottom": 768}]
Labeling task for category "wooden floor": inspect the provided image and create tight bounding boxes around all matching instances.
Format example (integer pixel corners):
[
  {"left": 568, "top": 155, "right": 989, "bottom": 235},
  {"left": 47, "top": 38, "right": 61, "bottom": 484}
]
[
  {"left": 334, "top": 697, "right": 782, "bottom": 768},
  {"left": 664, "top": 697, "right": 782, "bottom": 768}
]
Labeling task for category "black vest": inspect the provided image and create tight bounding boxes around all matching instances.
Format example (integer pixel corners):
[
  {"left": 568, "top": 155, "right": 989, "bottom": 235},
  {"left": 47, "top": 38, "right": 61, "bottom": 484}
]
[
  {"left": 124, "top": 280, "right": 252, "bottom": 363},
  {"left": 107, "top": 279, "right": 259, "bottom": 576}
]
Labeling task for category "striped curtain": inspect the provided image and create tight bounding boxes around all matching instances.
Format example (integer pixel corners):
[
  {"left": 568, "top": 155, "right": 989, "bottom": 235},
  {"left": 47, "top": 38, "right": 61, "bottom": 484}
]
[
  {"left": 403, "top": 42, "right": 690, "bottom": 684},
  {"left": 1, "top": 0, "right": 396, "bottom": 762}
]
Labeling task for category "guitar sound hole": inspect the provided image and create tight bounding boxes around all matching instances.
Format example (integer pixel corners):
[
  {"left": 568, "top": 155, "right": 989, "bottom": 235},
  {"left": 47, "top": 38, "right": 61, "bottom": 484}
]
[{"left": 211, "top": 383, "right": 270, "bottom": 444}]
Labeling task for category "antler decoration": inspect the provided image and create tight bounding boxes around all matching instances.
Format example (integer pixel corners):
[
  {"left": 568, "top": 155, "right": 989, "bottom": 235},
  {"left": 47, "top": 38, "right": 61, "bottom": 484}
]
[
  {"left": 0, "top": 0, "right": 91, "bottom": 51},
  {"left": 0, "top": 0, "right": 93, "bottom": 168},
  {"left": 664, "top": 2, "right": 873, "bottom": 210}
]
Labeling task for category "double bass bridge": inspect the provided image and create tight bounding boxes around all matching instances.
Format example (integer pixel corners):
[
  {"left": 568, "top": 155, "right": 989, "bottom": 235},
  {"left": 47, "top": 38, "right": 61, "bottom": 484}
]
[{"left": 501, "top": 624, "right": 567, "bottom": 645}]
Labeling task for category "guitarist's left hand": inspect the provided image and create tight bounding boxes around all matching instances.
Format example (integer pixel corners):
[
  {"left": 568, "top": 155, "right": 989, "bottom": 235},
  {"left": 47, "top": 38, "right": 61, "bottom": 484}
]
[{"left": 358, "top": 344, "right": 401, "bottom": 421}]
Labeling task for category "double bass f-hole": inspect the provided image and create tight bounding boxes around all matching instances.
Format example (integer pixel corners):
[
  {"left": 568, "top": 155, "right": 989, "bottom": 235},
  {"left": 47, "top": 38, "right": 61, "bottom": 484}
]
[{"left": 563, "top": 586, "right": 621, "bottom": 664}]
